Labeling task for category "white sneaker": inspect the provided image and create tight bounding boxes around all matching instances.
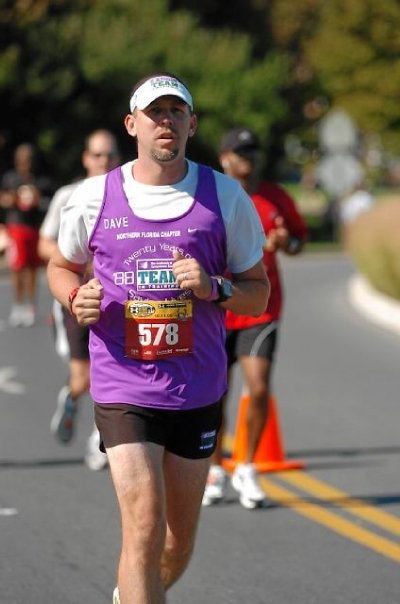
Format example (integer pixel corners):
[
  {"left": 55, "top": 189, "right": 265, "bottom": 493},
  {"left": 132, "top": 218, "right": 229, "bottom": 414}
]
[
  {"left": 202, "top": 464, "right": 227, "bottom": 506},
  {"left": 84, "top": 427, "right": 108, "bottom": 471},
  {"left": 231, "top": 463, "right": 268, "bottom": 509},
  {"left": 8, "top": 304, "right": 24, "bottom": 326},
  {"left": 20, "top": 304, "right": 35, "bottom": 326},
  {"left": 112, "top": 587, "right": 120, "bottom": 604}
]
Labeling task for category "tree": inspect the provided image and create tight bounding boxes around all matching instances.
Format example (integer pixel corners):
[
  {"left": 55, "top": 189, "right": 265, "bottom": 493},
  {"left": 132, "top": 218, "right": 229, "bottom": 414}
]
[
  {"left": 303, "top": 0, "right": 400, "bottom": 156},
  {"left": 0, "top": 0, "right": 289, "bottom": 181}
]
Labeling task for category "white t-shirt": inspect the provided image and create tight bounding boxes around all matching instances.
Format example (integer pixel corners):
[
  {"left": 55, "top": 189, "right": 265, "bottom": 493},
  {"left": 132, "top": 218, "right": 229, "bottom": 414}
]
[
  {"left": 40, "top": 181, "right": 82, "bottom": 240},
  {"left": 58, "top": 160, "right": 265, "bottom": 274}
]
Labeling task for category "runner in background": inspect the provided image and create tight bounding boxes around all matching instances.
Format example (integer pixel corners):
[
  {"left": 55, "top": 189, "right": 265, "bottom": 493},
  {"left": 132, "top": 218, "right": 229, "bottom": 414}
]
[
  {"left": 38, "top": 129, "right": 120, "bottom": 470},
  {"left": 203, "top": 127, "right": 308, "bottom": 509},
  {"left": 0, "top": 143, "right": 53, "bottom": 326}
]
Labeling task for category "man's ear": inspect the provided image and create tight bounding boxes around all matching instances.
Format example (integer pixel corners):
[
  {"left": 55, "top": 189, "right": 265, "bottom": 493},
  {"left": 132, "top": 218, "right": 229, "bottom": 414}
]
[
  {"left": 219, "top": 152, "right": 231, "bottom": 169},
  {"left": 124, "top": 113, "right": 137, "bottom": 138},
  {"left": 188, "top": 114, "right": 198, "bottom": 137}
]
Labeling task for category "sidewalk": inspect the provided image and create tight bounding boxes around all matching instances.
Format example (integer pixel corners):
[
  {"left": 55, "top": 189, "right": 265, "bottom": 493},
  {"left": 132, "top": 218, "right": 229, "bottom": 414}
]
[{"left": 348, "top": 274, "right": 400, "bottom": 336}]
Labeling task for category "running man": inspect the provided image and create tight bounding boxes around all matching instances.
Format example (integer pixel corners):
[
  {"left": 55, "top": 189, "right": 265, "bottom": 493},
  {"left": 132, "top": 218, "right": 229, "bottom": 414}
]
[
  {"left": 39, "top": 129, "right": 120, "bottom": 470},
  {"left": 47, "top": 73, "right": 269, "bottom": 603}
]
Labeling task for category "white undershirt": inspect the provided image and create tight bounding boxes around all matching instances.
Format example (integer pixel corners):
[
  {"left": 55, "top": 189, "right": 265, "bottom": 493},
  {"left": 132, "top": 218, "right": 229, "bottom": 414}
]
[{"left": 58, "top": 160, "right": 265, "bottom": 274}]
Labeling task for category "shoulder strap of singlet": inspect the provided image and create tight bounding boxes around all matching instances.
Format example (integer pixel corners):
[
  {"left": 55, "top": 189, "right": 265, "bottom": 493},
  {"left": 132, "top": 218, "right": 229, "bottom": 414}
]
[
  {"left": 88, "top": 166, "right": 123, "bottom": 250},
  {"left": 194, "top": 164, "right": 223, "bottom": 220}
]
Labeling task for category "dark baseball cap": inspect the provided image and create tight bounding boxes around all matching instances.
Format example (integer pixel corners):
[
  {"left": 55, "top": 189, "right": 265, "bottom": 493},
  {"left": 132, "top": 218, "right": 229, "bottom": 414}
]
[{"left": 220, "top": 127, "right": 261, "bottom": 153}]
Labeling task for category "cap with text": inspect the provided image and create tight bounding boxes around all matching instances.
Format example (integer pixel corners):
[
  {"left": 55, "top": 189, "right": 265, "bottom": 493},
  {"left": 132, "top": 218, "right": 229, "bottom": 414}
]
[
  {"left": 220, "top": 127, "right": 260, "bottom": 153},
  {"left": 129, "top": 76, "right": 193, "bottom": 112}
]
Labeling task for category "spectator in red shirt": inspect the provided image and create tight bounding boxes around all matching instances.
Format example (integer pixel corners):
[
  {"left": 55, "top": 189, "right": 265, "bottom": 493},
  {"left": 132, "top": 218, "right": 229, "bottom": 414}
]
[{"left": 203, "top": 127, "right": 307, "bottom": 509}]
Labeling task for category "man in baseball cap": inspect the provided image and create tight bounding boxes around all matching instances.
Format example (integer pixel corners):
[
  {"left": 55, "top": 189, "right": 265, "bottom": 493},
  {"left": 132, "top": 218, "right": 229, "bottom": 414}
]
[{"left": 219, "top": 127, "right": 261, "bottom": 154}]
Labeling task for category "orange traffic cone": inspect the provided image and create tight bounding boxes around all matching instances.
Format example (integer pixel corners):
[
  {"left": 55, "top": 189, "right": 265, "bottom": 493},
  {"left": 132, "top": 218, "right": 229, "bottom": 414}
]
[{"left": 222, "top": 394, "right": 305, "bottom": 473}]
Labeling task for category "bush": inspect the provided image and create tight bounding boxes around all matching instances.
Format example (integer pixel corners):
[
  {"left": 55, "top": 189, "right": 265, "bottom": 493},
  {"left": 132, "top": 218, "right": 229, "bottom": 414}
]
[{"left": 344, "top": 195, "right": 400, "bottom": 300}]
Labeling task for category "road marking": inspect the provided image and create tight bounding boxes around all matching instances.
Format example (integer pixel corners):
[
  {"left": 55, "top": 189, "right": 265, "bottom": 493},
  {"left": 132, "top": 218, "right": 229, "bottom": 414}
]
[
  {"left": 260, "top": 475, "right": 400, "bottom": 564},
  {"left": 0, "top": 366, "right": 26, "bottom": 394},
  {"left": 280, "top": 470, "right": 400, "bottom": 536},
  {"left": 0, "top": 508, "right": 18, "bottom": 516}
]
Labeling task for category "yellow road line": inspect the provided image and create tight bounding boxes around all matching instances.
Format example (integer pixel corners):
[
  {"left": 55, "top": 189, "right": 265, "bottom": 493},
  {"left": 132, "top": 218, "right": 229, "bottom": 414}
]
[
  {"left": 260, "top": 476, "right": 400, "bottom": 564},
  {"left": 280, "top": 471, "right": 400, "bottom": 536}
]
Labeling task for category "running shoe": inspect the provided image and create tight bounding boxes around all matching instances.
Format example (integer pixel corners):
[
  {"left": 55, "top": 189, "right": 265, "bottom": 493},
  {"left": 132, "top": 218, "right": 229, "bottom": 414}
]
[
  {"left": 8, "top": 304, "right": 24, "bottom": 327},
  {"left": 50, "top": 385, "right": 78, "bottom": 444},
  {"left": 112, "top": 587, "right": 120, "bottom": 604},
  {"left": 84, "top": 427, "right": 108, "bottom": 471},
  {"left": 202, "top": 464, "right": 227, "bottom": 506},
  {"left": 20, "top": 304, "right": 35, "bottom": 327},
  {"left": 231, "top": 463, "right": 268, "bottom": 509}
]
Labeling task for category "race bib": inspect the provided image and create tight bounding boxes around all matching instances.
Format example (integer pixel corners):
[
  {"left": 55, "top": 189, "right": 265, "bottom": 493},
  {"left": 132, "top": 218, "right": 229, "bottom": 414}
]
[{"left": 125, "top": 299, "right": 193, "bottom": 360}]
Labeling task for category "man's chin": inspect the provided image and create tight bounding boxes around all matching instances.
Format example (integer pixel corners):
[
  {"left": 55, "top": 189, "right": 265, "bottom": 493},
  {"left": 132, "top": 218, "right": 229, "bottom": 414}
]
[{"left": 151, "top": 149, "right": 179, "bottom": 163}]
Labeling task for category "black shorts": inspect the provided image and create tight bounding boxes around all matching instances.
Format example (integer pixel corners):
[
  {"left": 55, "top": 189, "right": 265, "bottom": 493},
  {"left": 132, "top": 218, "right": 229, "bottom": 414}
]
[
  {"left": 94, "top": 400, "right": 223, "bottom": 460},
  {"left": 226, "top": 321, "right": 279, "bottom": 369},
  {"left": 62, "top": 307, "right": 90, "bottom": 360}
]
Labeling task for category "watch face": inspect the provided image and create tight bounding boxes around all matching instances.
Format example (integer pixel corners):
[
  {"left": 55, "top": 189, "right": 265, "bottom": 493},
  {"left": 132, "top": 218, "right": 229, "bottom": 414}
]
[
  {"left": 222, "top": 279, "right": 233, "bottom": 299},
  {"left": 216, "top": 277, "right": 232, "bottom": 301}
]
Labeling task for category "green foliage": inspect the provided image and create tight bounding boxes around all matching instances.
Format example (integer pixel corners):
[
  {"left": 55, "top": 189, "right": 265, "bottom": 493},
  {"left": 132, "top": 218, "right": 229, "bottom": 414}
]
[
  {"left": 2, "top": 0, "right": 400, "bottom": 188},
  {"left": 304, "top": 0, "right": 400, "bottom": 154},
  {"left": 0, "top": 0, "right": 290, "bottom": 182}
]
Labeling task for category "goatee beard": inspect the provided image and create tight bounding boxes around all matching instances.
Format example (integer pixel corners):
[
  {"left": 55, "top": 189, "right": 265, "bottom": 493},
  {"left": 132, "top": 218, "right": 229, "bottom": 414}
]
[{"left": 151, "top": 149, "right": 179, "bottom": 162}]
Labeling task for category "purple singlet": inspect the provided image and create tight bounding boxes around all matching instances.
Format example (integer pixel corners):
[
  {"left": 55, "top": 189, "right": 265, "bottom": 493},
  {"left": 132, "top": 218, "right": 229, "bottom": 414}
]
[{"left": 88, "top": 165, "right": 228, "bottom": 410}]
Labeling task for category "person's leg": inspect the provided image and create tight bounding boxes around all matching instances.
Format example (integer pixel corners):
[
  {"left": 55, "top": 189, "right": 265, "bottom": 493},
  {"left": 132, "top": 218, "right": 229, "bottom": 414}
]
[
  {"left": 107, "top": 441, "right": 167, "bottom": 604},
  {"left": 11, "top": 269, "right": 24, "bottom": 303},
  {"left": 50, "top": 358, "right": 90, "bottom": 443},
  {"left": 230, "top": 324, "right": 278, "bottom": 509},
  {"left": 8, "top": 269, "right": 25, "bottom": 325},
  {"left": 69, "top": 358, "right": 90, "bottom": 399},
  {"left": 202, "top": 331, "right": 237, "bottom": 506},
  {"left": 51, "top": 308, "right": 91, "bottom": 443},
  {"left": 162, "top": 453, "right": 210, "bottom": 587},
  {"left": 239, "top": 355, "right": 272, "bottom": 463},
  {"left": 25, "top": 265, "right": 37, "bottom": 302}
]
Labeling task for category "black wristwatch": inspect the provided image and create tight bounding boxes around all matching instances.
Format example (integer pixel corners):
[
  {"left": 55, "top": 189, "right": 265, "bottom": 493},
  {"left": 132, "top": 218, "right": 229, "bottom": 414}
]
[{"left": 214, "top": 276, "right": 233, "bottom": 303}]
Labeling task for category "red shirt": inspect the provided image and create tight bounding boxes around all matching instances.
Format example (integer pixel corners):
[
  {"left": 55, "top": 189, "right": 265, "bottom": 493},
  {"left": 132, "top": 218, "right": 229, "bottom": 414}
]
[{"left": 226, "top": 181, "right": 307, "bottom": 329}]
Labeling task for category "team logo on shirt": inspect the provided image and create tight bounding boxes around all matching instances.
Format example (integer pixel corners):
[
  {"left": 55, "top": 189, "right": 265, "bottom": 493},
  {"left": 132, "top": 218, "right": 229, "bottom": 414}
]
[{"left": 136, "top": 259, "right": 177, "bottom": 291}]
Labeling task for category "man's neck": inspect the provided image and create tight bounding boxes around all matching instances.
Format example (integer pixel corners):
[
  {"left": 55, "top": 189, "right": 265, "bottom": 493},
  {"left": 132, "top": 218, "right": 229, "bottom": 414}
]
[
  {"left": 132, "top": 158, "right": 188, "bottom": 186},
  {"left": 237, "top": 174, "right": 260, "bottom": 195}
]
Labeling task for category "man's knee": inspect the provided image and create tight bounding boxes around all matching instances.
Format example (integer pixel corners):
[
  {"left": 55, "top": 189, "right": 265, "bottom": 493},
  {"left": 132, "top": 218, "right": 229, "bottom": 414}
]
[{"left": 161, "top": 539, "right": 194, "bottom": 588}]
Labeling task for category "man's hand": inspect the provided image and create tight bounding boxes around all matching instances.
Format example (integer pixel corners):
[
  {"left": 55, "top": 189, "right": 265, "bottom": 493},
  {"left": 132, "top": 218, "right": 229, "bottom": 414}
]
[
  {"left": 172, "top": 250, "right": 213, "bottom": 300},
  {"left": 71, "top": 278, "right": 104, "bottom": 326},
  {"left": 265, "top": 216, "right": 289, "bottom": 253}
]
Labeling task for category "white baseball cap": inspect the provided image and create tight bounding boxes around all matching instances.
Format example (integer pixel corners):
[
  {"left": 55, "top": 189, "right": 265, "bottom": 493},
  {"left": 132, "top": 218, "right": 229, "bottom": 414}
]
[{"left": 129, "top": 76, "right": 193, "bottom": 112}]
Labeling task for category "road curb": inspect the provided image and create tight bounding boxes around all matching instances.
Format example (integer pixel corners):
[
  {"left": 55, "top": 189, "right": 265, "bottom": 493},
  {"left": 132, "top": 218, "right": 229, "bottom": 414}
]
[{"left": 348, "top": 274, "right": 400, "bottom": 336}]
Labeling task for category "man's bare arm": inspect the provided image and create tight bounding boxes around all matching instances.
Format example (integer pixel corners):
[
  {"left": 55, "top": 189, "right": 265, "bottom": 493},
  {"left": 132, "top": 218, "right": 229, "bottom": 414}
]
[{"left": 223, "top": 260, "right": 269, "bottom": 317}]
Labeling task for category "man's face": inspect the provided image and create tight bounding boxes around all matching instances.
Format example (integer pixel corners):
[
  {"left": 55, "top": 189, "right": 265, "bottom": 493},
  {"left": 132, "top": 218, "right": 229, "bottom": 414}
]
[
  {"left": 125, "top": 96, "right": 197, "bottom": 164},
  {"left": 82, "top": 134, "right": 119, "bottom": 177},
  {"left": 220, "top": 148, "right": 261, "bottom": 180}
]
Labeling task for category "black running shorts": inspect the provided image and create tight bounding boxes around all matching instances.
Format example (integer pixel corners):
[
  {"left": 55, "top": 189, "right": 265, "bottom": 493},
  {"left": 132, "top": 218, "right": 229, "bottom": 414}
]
[
  {"left": 226, "top": 321, "right": 279, "bottom": 369},
  {"left": 94, "top": 400, "right": 222, "bottom": 460}
]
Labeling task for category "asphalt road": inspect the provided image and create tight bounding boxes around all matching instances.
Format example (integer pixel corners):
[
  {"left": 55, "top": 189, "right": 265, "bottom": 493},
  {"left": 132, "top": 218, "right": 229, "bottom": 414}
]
[{"left": 1, "top": 253, "right": 399, "bottom": 604}]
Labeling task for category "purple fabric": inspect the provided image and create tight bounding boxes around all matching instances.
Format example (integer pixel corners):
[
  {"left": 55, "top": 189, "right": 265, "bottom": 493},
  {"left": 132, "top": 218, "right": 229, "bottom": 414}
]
[{"left": 88, "top": 164, "right": 228, "bottom": 409}]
